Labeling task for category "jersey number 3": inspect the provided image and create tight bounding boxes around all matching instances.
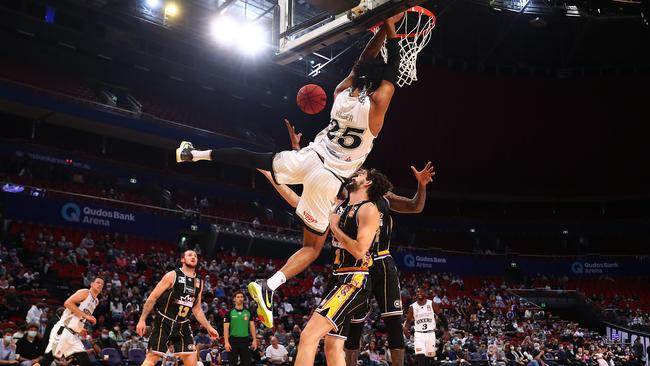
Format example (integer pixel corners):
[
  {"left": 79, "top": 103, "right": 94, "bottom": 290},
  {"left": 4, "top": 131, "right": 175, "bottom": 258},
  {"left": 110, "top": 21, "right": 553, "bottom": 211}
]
[
  {"left": 326, "top": 120, "right": 365, "bottom": 149},
  {"left": 178, "top": 306, "right": 190, "bottom": 317}
]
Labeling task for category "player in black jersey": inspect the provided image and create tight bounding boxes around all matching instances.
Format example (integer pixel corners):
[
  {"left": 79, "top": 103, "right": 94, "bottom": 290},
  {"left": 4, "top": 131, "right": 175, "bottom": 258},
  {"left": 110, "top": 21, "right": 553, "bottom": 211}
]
[
  {"left": 344, "top": 162, "right": 433, "bottom": 366},
  {"left": 137, "top": 250, "right": 219, "bottom": 366},
  {"left": 294, "top": 167, "right": 392, "bottom": 366},
  {"left": 260, "top": 121, "right": 435, "bottom": 366}
]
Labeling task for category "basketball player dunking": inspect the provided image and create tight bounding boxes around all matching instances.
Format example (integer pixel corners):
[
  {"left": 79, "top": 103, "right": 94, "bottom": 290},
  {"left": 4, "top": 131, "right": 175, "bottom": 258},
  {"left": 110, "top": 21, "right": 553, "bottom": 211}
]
[
  {"left": 175, "top": 12, "right": 405, "bottom": 328},
  {"left": 136, "top": 250, "right": 218, "bottom": 366},
  {"left": 403, "top": 287, "right": 442, "bottom": 366},
  {"left": 38, "top": 276, "right": 104, "bottom": 366},
  {"left": 261, "top": 119, "right": 435, "bottom": 366}
]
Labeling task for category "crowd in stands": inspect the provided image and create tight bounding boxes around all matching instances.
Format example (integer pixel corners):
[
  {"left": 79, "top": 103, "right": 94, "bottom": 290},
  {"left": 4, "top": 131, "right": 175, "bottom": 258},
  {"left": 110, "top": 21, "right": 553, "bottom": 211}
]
[
  {"left": 1, "top": 222, "right": 649, "bottom": 366},
  {"left": 0, "top": 149, "right": 300, "bottom": 232}
]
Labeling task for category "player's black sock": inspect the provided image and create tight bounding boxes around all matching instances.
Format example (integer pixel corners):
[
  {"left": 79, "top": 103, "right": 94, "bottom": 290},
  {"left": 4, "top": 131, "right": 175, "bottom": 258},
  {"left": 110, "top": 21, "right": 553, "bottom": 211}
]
[
  {"left": 72, "top": 351, "right": 91, "bottom": 366},
  {"left": 40, "top": 352, "right": 55, "bottom": 366},
  {"left": 209, "top": 148, "right": 274, "bottom": 171}
]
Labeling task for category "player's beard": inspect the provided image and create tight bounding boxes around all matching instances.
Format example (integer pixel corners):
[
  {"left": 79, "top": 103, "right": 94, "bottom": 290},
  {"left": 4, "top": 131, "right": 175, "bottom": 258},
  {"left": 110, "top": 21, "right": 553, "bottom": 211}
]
[
  {"left": 184, "top": 261, "right": 197, "bottom": 269},
  {"left": 346, "top": 180, "right": 361, "bottom": 193}
]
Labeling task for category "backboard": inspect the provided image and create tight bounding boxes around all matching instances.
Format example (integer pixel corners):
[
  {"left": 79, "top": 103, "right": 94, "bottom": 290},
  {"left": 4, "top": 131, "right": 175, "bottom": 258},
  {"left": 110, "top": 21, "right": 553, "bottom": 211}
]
[{"left": 274, "top": 0, "right": 427, "bottom": 65}]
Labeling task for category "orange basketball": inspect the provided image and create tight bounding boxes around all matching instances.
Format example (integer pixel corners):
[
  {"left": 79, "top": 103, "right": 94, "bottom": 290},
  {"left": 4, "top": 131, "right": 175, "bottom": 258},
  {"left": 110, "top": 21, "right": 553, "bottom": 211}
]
[{"left": 297, "top": 84, "right": 327, "bottom": 115}]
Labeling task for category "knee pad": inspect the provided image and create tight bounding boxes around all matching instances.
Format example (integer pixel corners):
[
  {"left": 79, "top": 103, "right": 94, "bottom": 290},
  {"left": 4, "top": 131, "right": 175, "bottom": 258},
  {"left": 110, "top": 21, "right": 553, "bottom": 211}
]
[{"left": 384, "top": 316, "right": 405, "bottom": 349}]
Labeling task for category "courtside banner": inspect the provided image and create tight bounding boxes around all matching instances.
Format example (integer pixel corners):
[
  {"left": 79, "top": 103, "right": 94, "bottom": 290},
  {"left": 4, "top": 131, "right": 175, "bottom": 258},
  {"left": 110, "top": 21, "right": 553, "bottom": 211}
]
[
  {"left": 391, "top": 251, "right": 650, "bottom": 276},
  {"left": 1, "top": 191, "right": 203, "bottom": 240}
]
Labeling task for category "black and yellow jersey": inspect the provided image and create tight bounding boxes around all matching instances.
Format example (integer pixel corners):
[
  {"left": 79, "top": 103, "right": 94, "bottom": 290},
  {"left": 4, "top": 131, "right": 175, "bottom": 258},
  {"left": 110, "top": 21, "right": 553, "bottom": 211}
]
[
  {"left": 331, "top": 198, "right": 374, "bottom": 277},
  {"left": 156, "top": 268, "right": 202, "bottom": 321},
  {"left": 370, "top": 196, "right": 393, "bottom": 260}
]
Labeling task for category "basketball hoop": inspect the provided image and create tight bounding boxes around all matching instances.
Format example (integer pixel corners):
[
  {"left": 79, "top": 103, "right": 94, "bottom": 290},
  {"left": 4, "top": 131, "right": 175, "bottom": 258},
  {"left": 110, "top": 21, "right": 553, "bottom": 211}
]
[{"left": 370, "top": 6, "right": 436, "bottom": 87}]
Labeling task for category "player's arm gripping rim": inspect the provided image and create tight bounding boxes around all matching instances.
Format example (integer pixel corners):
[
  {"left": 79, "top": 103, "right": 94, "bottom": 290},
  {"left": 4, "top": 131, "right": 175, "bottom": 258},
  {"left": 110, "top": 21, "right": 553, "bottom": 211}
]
[
  {"left": 334, "top": 17, "right": 391, "bottom": 98},
  {"left": 385, "top": 162, "right": 435, "bottom": 213},
  {"left": 192, "top": 280, "right": 219, "bottom": 339},
  {"left": 64, "top": 289, "right": 96, "bottom": 325},
  {"left": 329, "top": 203, "right": 380, "bottom": 260},
  {"left": 136, "top": 271, "right": 175, "bottom": 336}
]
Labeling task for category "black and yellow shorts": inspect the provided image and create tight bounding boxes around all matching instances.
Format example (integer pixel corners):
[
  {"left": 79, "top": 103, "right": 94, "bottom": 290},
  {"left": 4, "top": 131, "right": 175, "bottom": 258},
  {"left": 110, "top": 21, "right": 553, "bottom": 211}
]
[
  {"left": 148, "top": 314, "right": 195, "bottom": 355},
  {"left": 315, "top": 273, "right": 370, "bottom": 340},
  {"left": 369, "top": 256, "right": 403, "bottom": 317}
]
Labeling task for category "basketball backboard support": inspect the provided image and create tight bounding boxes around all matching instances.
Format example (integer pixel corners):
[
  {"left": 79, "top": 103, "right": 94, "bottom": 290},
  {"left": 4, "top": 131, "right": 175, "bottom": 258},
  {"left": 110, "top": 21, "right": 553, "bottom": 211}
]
[{"left": 274, "top": 0, "right": 426, "bottom": 65}]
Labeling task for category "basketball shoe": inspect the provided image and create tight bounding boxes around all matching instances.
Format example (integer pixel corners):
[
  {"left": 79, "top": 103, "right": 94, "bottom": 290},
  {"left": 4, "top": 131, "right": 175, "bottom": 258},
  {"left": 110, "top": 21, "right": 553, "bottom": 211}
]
[
  {"left": 248, "top": 279, "right": 274, "bottom": 328},
  {"left": 176, "top": 141, "right": 194, "bottom": 162}
]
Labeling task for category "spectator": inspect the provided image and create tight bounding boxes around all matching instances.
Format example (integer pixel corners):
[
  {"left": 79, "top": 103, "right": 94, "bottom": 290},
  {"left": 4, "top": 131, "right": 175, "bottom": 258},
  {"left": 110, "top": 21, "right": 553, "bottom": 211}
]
[
  {"left": 264, "top": 337, "right": 288, "bottom": 366},
  {"left": 80, "top": 234, "right": 94, "bottom": 249},
  {"left": 120, "top": 334, "right": 145, "bottom": 358},
  {"left": 93, "top": 328, "right": 118, "bottom": 354},
  {"left": 273, "top": 324, "right": 287, "bottom": 347},
  {"left": 361, "top": 341, "right": 389, "bottom": 366},
  {"left": 108, "top": 325, "right": 124, "bottom": 346},
  {"left": 194, "top": 329, "right": 212, "bottom": 351},
  {"left": 15, "top": 324, "right": 43, "bottom": 366},
  {"left": 110, "top": 298, "right": 123, "bottom": 321},
  {"left": 25, "top": 304, "right": 44, "bottom": 326},
  {"left": 204, "top": 348, "right": 221, "bottom": 366},
  {"left": 0, "top": 329, "right": 17, "bottom": 365}
]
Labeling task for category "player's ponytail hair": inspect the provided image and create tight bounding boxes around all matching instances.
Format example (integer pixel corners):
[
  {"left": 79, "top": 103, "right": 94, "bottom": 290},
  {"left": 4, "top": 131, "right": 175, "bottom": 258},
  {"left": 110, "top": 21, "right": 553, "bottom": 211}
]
[
  {"left": 352, "top": 58, "right": 386, "bottom": 96},
  {"left": 365, "top": 168, "right": 393, "bottom": 202}
]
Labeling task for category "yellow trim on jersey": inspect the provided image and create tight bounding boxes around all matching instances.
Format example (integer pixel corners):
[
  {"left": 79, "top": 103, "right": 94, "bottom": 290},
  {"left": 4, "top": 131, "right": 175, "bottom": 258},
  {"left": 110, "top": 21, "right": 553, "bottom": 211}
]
[
  {"left": 180, "top": 319, "right": 184, "bottom": 351},
  {"left": 334, "top": 266, "right": 370, "bottom": 273},
  {"left": 318, "top": 273, "right": 366, "bottom": 320},
  {"left": 156, "top": 317, "right": 165, "bottom": 351},
  {"left": 382, "top": 259, "right": 388, "bottom": 312},
  {"left": 377, "top": 250, "right": 390, "bottom": 256}
]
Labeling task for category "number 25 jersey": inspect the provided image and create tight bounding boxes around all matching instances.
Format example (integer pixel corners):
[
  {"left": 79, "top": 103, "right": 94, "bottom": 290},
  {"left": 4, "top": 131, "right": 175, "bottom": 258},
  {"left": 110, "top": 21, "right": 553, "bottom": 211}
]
[{"left": 309, "top": 89, "right": 375, "bottom": 178}]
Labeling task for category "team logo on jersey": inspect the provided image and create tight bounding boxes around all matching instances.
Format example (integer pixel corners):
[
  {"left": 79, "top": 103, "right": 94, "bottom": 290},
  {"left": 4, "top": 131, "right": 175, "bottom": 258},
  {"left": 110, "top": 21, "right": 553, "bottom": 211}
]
[
  {"left": 303, "top": 211, "right": 318, "bottom": 224},
  {"left": 178, "top": 277, "right": 186, "bottom": 284},
  {"left": 394, "top": 300, "right": 402, "bottom": 309},
  {"left": 244, "top": 314, "right": 248, "bottom": 321},
  {"left": 175, "top": 295, "right": 195, "bottom": 307},
  {"left": 427, "top": 305, "right": 432, "bottom": 311}
]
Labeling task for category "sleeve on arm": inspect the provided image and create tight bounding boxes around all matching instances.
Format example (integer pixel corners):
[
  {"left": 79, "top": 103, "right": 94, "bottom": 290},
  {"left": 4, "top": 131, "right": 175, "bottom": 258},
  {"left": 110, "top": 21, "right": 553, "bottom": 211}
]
[{"left": 224, "top": 310, "right": 231, "bottom": 323}]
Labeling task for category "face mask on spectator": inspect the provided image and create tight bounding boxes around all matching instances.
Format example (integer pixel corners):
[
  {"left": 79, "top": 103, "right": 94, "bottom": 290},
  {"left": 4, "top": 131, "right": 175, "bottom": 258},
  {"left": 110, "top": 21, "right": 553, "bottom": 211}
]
[
  {"left": 28, "top": 331, "right": 37, "bottom": 338},
  {"left": 102, "top": 334, "right": 109, "bottom": 339},
  {"left": 3, "top": 336, "right": 12, "bottom": 344}
]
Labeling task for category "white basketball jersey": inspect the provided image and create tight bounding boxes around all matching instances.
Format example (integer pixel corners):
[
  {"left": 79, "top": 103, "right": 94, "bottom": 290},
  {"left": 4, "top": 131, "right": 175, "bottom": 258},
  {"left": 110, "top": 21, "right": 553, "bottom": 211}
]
[
  {"left": 412, "top": 299, "right": 436, "bottom": 332},
  {"left": 59, "top": 290, "right": 99, "bottom": 332},
  {"left": 309, "top": 89, "right": 375, "bottom": 178}
]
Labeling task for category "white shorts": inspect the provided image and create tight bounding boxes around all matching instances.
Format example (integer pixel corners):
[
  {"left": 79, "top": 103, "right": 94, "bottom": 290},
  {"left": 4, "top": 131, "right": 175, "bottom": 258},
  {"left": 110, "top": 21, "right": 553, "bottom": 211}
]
[
  {"left": 271, "top": 148, "right": 344, "bottom": 234},
  {"left": 414, "top": 332, "right": 436, "bottom": 357},
  {"left": 45, "top": 326, "right": 85, "bottom": 358}
]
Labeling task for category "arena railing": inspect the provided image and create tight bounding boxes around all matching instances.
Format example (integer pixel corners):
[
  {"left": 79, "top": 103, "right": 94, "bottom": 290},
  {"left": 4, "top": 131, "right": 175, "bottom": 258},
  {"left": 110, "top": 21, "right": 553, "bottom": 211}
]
[
  {"left": 0, "top": 76, "right": 267, "bottom": 148},
  {"left": 2, "top": 181, "right": 304, "bottom": 242}
]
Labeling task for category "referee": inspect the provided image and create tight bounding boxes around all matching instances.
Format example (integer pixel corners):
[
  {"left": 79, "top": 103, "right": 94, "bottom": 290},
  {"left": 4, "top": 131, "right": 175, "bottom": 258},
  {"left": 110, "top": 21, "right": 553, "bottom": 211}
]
[{"left": 224, "top": 290, "right": 258, "bottom": 366}]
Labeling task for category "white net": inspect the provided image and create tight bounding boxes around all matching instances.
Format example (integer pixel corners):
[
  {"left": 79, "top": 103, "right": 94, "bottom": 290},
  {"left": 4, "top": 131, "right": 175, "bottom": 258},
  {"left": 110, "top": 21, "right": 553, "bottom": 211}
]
[{"left": 372, "top": 7, "right": 435, "bottom": 87}]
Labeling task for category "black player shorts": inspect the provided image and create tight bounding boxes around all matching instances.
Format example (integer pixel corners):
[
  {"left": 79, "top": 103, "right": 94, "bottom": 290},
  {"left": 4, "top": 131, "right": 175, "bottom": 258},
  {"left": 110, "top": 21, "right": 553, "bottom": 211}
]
[
  {"left": 148, "top": 314, "right": 195, "bottom": 355},
  {"left": 369, "top": 256, "right": 403, "bottom": 317},
  {"left": 315, "top": 273, "right": 370, "bottom": 337}
]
